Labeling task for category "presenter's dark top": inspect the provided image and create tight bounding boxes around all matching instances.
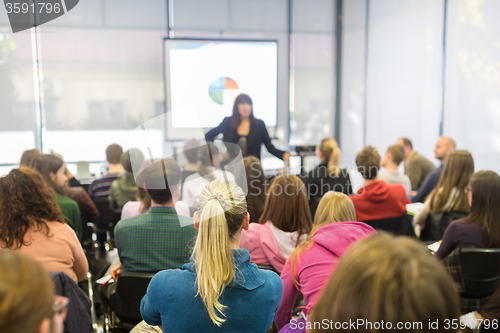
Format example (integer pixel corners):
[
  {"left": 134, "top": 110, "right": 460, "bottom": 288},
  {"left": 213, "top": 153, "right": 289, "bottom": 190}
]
[{"left": 205, "top": 117, "right": 286, "bottom": 161}]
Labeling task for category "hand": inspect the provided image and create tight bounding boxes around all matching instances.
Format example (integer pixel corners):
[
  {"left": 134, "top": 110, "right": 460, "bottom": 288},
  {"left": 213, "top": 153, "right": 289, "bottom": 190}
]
[
  {"left": 110, "top": 264, "right": 123, "bottom": 281},
  {"left": 410, "top": 190, "right": 418, "bottom": 197},
  {"left": 282, "top": 153, "right": 290, "bottom": 164}
]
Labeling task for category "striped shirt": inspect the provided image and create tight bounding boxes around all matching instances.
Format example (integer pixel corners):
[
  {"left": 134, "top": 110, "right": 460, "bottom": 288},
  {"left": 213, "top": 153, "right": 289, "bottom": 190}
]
[
  {"left": 114, "top": 206, "right": 197, "bottom": 272},
  {"left": 88, "top": 174, "right": 120, "bottom": 201}
]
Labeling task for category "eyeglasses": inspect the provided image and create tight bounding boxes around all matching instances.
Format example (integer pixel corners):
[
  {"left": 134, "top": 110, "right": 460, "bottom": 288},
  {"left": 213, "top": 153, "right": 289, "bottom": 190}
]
[{"left": 53, "top": 296, "right": 69, "bottom": 316}]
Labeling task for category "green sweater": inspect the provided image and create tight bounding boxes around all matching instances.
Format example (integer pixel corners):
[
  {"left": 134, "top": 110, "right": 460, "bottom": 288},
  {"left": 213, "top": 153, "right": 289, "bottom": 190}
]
[{"left": 56, "top": 193, "right": 82, "bottom": 240}]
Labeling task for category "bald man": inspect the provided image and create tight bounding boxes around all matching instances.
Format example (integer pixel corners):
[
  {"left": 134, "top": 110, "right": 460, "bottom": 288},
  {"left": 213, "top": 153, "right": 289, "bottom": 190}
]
[
  {"left": 397, "top": 138, "right": 436, "bottom": 191},
  {"left": 410, "top": 137, "right": 456, "bottom": 203}
]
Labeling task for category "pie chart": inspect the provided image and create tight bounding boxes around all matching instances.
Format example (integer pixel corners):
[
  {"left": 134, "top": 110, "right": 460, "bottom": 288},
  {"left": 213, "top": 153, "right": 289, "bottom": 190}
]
[{"left": 208, "top": 77, "right": 240, "bottom": 105}]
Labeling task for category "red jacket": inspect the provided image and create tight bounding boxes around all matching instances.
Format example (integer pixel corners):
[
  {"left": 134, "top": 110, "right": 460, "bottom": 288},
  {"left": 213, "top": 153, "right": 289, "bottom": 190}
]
[{"left": 349, "top": 180, "right": 407, "bottom": 222}]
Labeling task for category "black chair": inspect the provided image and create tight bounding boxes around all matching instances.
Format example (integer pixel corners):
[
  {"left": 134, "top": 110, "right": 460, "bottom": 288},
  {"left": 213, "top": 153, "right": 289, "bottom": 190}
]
[
  {"left": 459, "top": 248, "right": 500, "bottom": 298},
  {"left": 363, "top": 214, "right": 415, "bottom": 237},
  {"left": 420, "top": 211, "right": 467, "bottom": 242},
  {"left": 257, "top": 264, "right": 279, "bottom": 275},
  {"left": 107, "top": 271, "right": 155, "bottom": 332},
  {"left": 94, "top": 200, "right": 121, "bottom": 252}
]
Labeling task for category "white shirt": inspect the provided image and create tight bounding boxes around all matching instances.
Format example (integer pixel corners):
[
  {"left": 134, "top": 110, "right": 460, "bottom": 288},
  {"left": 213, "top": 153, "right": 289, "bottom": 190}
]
[
  {"left": 121, "top": 200, "right": 190, "bottom": 220},
  {"left": 269, "top": 222, "right": 308, "bottom": 260},
  {"left": 182, "top": 170, "right": 236, "bottom": 208}
]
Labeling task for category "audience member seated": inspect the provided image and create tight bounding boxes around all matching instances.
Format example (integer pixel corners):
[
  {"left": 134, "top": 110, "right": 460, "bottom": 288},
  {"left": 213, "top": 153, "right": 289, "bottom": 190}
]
[
  {"left": 436, "top": 170, "right": 500, "bottom": 260},
  {"left": 414, "top": 150, "right": 474, "bottom": 237},
  {"left": 88, "top": 143, "right": 124, "bottom": 201},
  {"left": 397, "top": 137, "right": 436, "bottom": 191},
  {"left": 137, "top": 180, "right": 283, "bottom": 333},
  {"left": 379, "top": 144, "right": 412, "bottom": 196},
  {"left": 411, "top": 136, "right": 456, "bottom": 203},
  {"left": 109, "top": 148, "right": 145, "bottom": 210},
  {"left": 183, "top": 143, "right": 235, "bottom": 209},
  {"left": 181, "top": 138, "right": 201, "bottom": 185},
  {"left": 121, "top": 160, "right": 190, "bottom": 219},
  {"left": 309, "top": 234, "right": 460, "bottom": 333},
  {"left": 234, "top": 156, "right": 267, "bottom": 223},
  {"left": 111, "top": 158, "right": 197, "bottom": 275},
  {"left": 19, "top": 148, "right": 41, "bottom": 167},
  {"left": 0, "top": 251, "right": 67, "bottom": 333},
  {"left": 0, "top": 167, "right": 88, "bottom": 283},
  {"left": 275, "top": 192, "right": 375, "bottom": 330},
  {"left": 462, "top": 287, "right": 500, "bottom": 330},
  {"left": 302, "top": 138, "right": 353, "bottom": 219},
  {"left": 240, "top": 174, "right": 312, "bottom": 273},
  {"left": 31, "top": 154, "right": 83, "bottom": 239},
  {"left": 349, "top": 146, "right": 407, "bottom": 222}
]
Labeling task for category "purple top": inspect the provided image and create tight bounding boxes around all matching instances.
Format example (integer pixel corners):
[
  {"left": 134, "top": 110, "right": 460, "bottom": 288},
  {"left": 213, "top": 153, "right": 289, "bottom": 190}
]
[{"left": 436, "top": 220, "right": 489, "bottom": 259}]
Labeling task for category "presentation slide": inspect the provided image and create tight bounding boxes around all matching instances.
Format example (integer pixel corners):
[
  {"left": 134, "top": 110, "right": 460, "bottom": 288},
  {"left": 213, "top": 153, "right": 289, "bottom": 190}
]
[{"left": 164, "top": 39, "right": 278, "bottom": 138}]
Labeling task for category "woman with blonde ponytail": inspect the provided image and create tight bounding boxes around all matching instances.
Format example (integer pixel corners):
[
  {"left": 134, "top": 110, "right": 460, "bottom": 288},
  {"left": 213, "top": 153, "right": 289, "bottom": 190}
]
[
  {"left": 274, "top": 192, "right": 375, "bottom": 331},
  {"left": 140, "top": 180, "right": 283, "bottom": 333},
  {"left": 303, "top": 138, "right": 353, "bottom": 219}
]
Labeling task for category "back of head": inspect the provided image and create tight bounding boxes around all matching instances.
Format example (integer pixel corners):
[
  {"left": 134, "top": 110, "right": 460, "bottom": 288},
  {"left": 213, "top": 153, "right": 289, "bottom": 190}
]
[
  {"left": 291, "top": 192, "right": 356, "bottom": 287},
  {"left": 430, "top": 150, "right": 474, "bottom": 213},
  {"left": 398, "top": 137, "right": 413, "bottom": 150},
  {"left": 20, "top": 149, "right": 41, "bottom": 167},
  {"left": 356, "top": 146, "right": 381, "bottom": 180},
  {"left": 198, "top": 143, "right": 220, "bottom": 181},
  {"left": 466, "top": 170, "right": 500, "bottom": 247},
  {"left": 241, "top": 156, "right": 267, "bottom": 220},
  {"left": 193, "top": 180, "right": 247, "bottom": 326},
  {"left": 183, "top": 138, "right": 201, "bottom": 164},
  {"left": 0, "top": 167, "right": 63, "bottom": 249},
  {"left": 106, "top": 144, "right": 123, "bottom": 165},
  {"left": 31, "top": 154, "right": 65, "bottom": 193},
  {"left": 319, "top": 138, "right": 341, "bottom": 177},
  {"left": 0, "top": 251, "right": 54, "bottom": 333},
  {"left": 259, "top": 174, "right": 312, "bottom": 246},
  {"left": 121, "top": 148, "right": 145, "bottom": 174},
  {"left": 387, "top": 144, "right": 405, "bottom": 166},
  {"left": 310, "top": 233, "right": 460, "bottom": 333},
  {"left": 140, "top": 158, "right": 181, "bottom": 205}
]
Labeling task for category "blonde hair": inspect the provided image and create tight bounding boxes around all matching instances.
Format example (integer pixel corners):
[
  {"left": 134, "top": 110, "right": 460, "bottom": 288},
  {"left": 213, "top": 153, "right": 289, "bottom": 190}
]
[
  {"left": 290, "top": 192, "right": 356, "bottom": 288},
  {"left": 319, "top": 138, "right": 341, "bottom": 177},
  {"left": 193, "top": 179, "right": 247, "bottom": 326}
]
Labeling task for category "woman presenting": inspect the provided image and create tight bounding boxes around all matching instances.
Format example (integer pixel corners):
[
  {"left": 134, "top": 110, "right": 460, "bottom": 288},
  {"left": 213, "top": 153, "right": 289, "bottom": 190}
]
[{"left": 205, "top": 93, "right": 290, "bottom": 163}]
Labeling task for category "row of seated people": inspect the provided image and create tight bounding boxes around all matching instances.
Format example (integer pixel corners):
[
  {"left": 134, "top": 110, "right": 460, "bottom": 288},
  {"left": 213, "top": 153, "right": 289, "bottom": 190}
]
[
  {"left": 1, "top": 164, "right": 496, "bottom": 332},
  {"left": 1, "top": 147, "right": 500, "bottom": 332}
]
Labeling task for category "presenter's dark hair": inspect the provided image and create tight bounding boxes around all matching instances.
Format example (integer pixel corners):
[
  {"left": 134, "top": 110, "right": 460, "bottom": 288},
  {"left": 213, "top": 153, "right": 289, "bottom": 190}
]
[{"left": 230, "top": 94, "right": 256, "bottom": 130}]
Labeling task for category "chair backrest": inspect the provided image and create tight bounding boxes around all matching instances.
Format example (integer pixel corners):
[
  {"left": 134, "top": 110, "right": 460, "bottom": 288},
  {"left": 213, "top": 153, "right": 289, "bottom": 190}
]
[
  {"left": 257, "top": 264, "right": 279, "bottom": 275},
  {"left": 109, "top": 271, "right": 156, "bottom": 325},
  {"left": 94, "top": 200, "right": 121, "bottom": 229},
  {"left": 420, "top": 211, "right": 467, "bottom": 242},
  {"left": 459, "top": 248, "right": 500, "bottom": 298},
  {"left": 363, "top": 214, "right": 415, "bottom": 237}
]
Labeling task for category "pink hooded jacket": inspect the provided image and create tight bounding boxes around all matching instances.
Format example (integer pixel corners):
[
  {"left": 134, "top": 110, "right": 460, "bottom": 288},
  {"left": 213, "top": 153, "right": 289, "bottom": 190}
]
[
  {"left": 274, "top": 221, "right": 376, "bottom": 330},
  {"left": 239, "top": 221, "right": 293, "bottom": 274}
]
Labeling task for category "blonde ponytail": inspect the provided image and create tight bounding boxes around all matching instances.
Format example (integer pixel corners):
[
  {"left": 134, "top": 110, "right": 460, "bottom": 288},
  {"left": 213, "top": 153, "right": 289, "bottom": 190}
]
[
  {"left": 193, "top": 180, "right": 247, "bottom": 327},
  {"left": 319, "top": 138, "right": 341, "bottom": 177}
]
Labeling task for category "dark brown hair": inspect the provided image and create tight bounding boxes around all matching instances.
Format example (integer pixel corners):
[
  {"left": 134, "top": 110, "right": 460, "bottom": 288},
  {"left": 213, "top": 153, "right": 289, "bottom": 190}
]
[
  {"left": 229, "top": 93, "right": 256, "bottom": 130},
  {"left": 0, "top": 251, "right": 54, "bottom": 333},
  {"left": 259, "top": 174, "right": 312, "bottom": 246},
  {"left": 30, "top": 154, "right": 66, "bottom": 195},
  {"left": 462, "top": 170, "right": 500, "bottom": 247},
  {"left": 198, "top": 143, "right": 219, "bottom": 181},
  {"left": 310, "top": 233, "right": 460, "bottom": 333},
  {"left": 141, "top": 158, "right": 181, "bottom": 205},
  {"left": 355, "top": 146, "right": 381, "bottom": 180},
  {"left": 106, "top": 143, "right": 123, "bottom": 164},
  {"left": 0, "top": 167, "right": 65, "bottom": 249},
  {"left": 429, "top": 150, "right": 474, "bottom": 213},
  {"left": 239, "top": 156, "right": 267, "bottom": 222},
  {"left": 19, "top": 149, "right": 41, "bottom": 167},
  {"left": 387, "top": 144, "right": 405, "bottom": 165}
]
